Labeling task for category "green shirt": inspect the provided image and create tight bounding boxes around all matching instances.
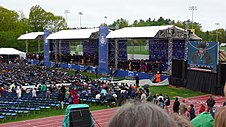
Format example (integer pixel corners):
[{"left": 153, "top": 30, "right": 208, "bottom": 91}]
[{"left": 191, "top": 112, "right": 214, "bottom": 127}]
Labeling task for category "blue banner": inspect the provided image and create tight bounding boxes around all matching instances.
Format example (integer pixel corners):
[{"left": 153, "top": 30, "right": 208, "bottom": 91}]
[
  {"left": 44, "top": 29, "right": 50, "bottom": 65},
  {"left": 188, "top": 41, "right": 219, "bottom": 73},
  {"left": 98, "top": 26, "right": 109, "bottom": 71}
]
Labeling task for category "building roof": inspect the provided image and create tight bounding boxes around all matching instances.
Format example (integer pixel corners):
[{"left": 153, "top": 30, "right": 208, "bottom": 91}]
[
  {"left": 106, "top": 25, "right": 179, "bottom": 39},
  {"left": 17, "top": 32, "right": 44, "bottom": 40},
  {"left": 47, "top": 28, "right": 99, "bottom": 40}
]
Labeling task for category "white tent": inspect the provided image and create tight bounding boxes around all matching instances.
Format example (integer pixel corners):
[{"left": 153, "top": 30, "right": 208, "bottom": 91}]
[
  {"left": 47, "top": 28, "right": 99, "bottom": 40},
  {"left": 106, "top": 25, "right": 178, "bottom": 39},
  {"left": 0, "top": 48, "right": 26, "bottom": 58},
  {"left": 17, "top": 32, "right": 44, "bottom": 40},
  {"left": 106, "top": 25, "right": 201, "bottom": 40}
]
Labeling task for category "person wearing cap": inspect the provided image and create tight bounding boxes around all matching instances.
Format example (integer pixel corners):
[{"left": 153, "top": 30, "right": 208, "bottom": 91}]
[{"left": 192, "top": 42, "right": 211, "bottom": 65}]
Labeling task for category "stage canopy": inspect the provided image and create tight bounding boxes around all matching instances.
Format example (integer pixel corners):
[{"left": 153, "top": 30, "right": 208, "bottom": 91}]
[
  {"left": 17, "top": 32, "right": 44, "bottom": 40},
  {"left": 47, "top": 28, "right": 99, "bottom": 40},
  {"left": 106, "top": 25, "right": 201, "bottom": 39},
  {"left": 0, "top": 48, "right": 26, "bottom": 58}
]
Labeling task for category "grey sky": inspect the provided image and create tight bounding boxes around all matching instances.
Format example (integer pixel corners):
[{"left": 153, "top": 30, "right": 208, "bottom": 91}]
[{"left": 1, "top": 0, "right": 225, "bottom": 31}]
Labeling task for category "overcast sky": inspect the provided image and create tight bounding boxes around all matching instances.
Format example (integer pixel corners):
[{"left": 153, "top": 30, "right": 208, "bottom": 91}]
[{"left": 1, "top": 0, "right": 225, "bottom": 31}]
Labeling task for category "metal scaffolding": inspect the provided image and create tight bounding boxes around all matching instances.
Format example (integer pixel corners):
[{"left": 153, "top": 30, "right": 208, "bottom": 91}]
[
  {"left": 114, "top": 39, "right": 118, "bottom": 70},
  {"left": 167, "top": 28, "right": 174, "bottom": 75}
]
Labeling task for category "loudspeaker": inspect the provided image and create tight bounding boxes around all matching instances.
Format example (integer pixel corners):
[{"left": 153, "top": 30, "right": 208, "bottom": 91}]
[
  {"left": 220, "top": 64, "right": 226, "bottom": 85},
  {"left": 172, "top": 59, "right": 187, "bottom": 79},
  {"left": 70, "top": 107, "right": 93, "bottom": 127}
]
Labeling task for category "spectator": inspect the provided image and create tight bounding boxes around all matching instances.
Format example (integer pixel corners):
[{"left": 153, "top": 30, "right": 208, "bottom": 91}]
[
  {"left": 95, "top": 92, "right": 101, "bottom": 100},
  {"left": 158, "top": 97, "right": 164, "bottom": 109},
  {"left": 57, "top": 90, "right": 65, "bottom": 109},
  {"left": 189, "top": 104, "right": 196, "bottom": 121},
  {"left": 223, "top": 83, "right": 226, "bottom": 107},
  {"left": 140, "top": 91, "right": 147, "bottom": 103},
  {"left": 68, "top": 93, "right": 74, "bottom": 105},
  {"left": 71, "top": 89, "right": 79, "bottom": 104},
  {"left": 165, "top": 95, "right": 170, "bottom": 113},
  {"left": 214, "top": 107, "right": 226, "bottom": 127},
  {"left": 191, "top": 112, "right": 214, "bottom": 127},
  {"left": 199, "top": 103, "right": 206, "bottom": 113},
  {"left": 146, "top": 92, "right": 153, "bottom": 102},
  {"left": 108, "top": 102, "right": 178, "bottom": 127},
  {"left": 179, "top": 100, "right": 187, "bottom": 116},
  {"left": 46, "top": 88, "right": 51, "bottom": 98},
  {"left": 170, "top": 113, "right": 193, "bottom": 127},
  {"left": 32, "top": 88, "right": 37, "bottom": 99},
  {"left": 16, "top": 86, "right": 22, "bottom": 99},
  {"left": 206, "top": 96, "right": 215, "bottom": 112}
]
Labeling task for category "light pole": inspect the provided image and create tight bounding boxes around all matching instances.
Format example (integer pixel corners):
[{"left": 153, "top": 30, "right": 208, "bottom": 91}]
[
  {"left": 216, "top": 23, "right": 220, "bottom": 42},
  {"left": 79, "top": 12, "right": 83, "bottom": 28},
  {"left": 104, "top": 16, "right": 107, "bottom": 25},
  {"left": 189, "top": 6, "right": 197, "bottom": 31},
  {"left": 64, "top": 10, "right": 70, "bottom": 26}
]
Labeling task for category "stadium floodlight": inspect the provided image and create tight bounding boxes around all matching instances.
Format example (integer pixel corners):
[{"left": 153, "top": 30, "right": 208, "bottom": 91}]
[
  {"left": 79, "top": 12, "right": 83, "bottom": 28},
  {"left": 104, "top": 16, "right": 107, "bottom": 25},
  {"left": 64, "top": 10, "right": 70, "bottom": 26},
  {"left": 189, "top": 6, "right": 197, "bottom": 31},
  {"left": 215, "top": 23, "right": 220, "bottom": 42}
]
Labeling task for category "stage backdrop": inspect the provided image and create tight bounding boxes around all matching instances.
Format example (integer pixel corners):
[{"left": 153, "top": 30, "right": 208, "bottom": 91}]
[{"left": 187, "top": 41, "right": 219, "bottom": 73}]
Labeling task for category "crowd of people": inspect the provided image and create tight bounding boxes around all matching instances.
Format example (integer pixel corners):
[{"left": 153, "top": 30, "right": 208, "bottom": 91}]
[
  {"left": 26, "top": 53, "right": 166, "bottom": 73},
  {"left": 1, "top": 56, "right": 226, "bottom": 127},
  {"left": 108, "top": 84, "right": 226, "bottom": 127}
]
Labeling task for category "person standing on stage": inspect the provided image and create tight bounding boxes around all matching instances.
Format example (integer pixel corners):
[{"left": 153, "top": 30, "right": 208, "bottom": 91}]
[
  {"left": 135, "top": 74, "right": 139, "bottom": 87},
  {"left": 155, "top": 71, "right": 161, "bottom": 83}
]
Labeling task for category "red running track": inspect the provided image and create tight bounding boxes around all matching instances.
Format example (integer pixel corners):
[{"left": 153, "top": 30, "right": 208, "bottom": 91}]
[{"left": 1, "top": 95, "right": 225, "bottom": 127}]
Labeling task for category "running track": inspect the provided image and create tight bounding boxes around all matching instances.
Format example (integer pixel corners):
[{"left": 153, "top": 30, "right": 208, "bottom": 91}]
[{"left": 1, "top": 95, "right": 225, "bottom": 127}]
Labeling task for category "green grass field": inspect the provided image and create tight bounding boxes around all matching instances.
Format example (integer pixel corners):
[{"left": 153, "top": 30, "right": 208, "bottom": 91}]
[
  {"left": 221, "top": 46, "right": 226, "bottom": 51},
  {"left": 127, "top": 45, "right": 148, "bottom": 55},
  {"left": 150, "top": 85, "right": 204, "bottom": 99}
]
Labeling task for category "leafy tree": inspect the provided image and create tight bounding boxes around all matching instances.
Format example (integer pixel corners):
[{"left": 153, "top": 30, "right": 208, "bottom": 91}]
[
  {"left": 0, "top": 6, "right": 19, "bottom": 31},
  {"left": 108, "top": 18, "right": 129, "bottom": 29},
  {"left": 29, "top": 5, "right": 66, "bottom": 32}
]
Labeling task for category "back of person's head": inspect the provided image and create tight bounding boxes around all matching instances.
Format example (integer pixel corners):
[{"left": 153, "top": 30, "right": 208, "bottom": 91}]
[
  {"left": 170, "top": 113, "right": 193, "bottom": 127},
  {"left": 108, "top": 102, "right": 178, "bottom": 127},
  {"left": 224, "top": 82, "right": 226, "bottom": 99},
  {"left": 214, "top": 107, "right": 226, "bottom": 127}
]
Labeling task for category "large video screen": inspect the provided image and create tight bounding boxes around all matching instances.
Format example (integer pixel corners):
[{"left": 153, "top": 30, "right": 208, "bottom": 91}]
[{"left": 187, "top": 41, "right": 219, "bottom": 73}]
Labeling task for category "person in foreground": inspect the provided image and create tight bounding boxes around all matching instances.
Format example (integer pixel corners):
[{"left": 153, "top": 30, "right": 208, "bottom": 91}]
[
  {"left": 107, "top": 102, "right": 178, "bottom": 127},
  {"left": 214, "top": 107, "right": 226, "bottom": 127}
]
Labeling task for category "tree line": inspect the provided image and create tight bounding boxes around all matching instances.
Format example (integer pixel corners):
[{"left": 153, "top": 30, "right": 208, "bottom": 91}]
[{"left": 0, "top": 5, "right": 225, "bottom": 52}]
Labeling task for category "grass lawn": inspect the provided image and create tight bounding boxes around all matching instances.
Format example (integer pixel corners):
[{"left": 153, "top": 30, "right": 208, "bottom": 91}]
[
  {"left": 67, "top": 70, "right": 124, "bottom": 80},
  {"left": 127, "top": 45, "right": 148, "bottom": 55},
  {"left": 221, "top": 46, "right": 226, "bottom": 51},
  {"left": 2, "top": 104, "right": 107, "bottom": 124},
  {"left": 149, "top": 85, "right": 205, "bottom": 99}
]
